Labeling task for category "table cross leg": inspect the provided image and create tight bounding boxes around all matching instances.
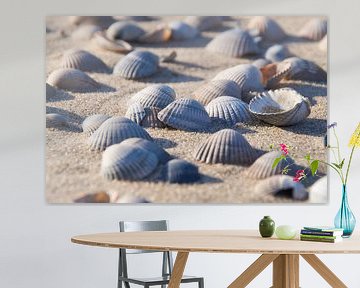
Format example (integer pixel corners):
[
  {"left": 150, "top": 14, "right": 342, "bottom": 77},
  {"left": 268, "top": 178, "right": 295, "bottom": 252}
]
[
  {"left": 272, "top": 254, "right": 299, "bottom": 288},
  {"left": 168, "top": 251, "right": 189, "bottom": 288}
]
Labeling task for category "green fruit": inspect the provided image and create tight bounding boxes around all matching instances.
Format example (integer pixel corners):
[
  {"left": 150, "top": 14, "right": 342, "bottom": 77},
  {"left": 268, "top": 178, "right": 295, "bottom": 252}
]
[{"left": 275, "top": 225, "right": 297, "bottom": 240}]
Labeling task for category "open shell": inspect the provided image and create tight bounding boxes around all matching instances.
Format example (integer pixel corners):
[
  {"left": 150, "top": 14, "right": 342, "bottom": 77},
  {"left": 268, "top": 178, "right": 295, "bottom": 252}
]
[
  {"left": 61, "top": 49, "right": 109, "bottom": 73},
  {"left": 113, "top": 50, "right": 159, "bottom": 79},
  {"left": 264, "top": 44, "right": 290, "bottom": 62},
  {"left": 260, "top": 61, "right": 292, "bottom": 89},
  {"left": 192, "top": 79, "right": 241, "bottom": 106},
  {"left": 169, "top": 21, "right": 198, "bottom": 40},
  {"left": 206, "top": 28, "right": 259, "bottom": 58},
  {"left": 101, "top": 142, "right": 159, "bottom": 181},
  {"left": 128, "top": 84, "right": 176, "bottom": 109},
  {"left": 106, "top": 21, "right": 145, "bottom": 41},
  {"left": 125, "top": 104, "right": 166, "bottom": 128},
  {"left": 193, "top": 129, "right": 261, "bottom": 165},
  {"left": 82, "top": 114, "right": 111, "bottom": 134},
  {"left": 92, "top": 31, "right": 133, "bottom": 53},
  {"left": 162, "top": 159, "right": 200, "bottom": 184},
  {"left": 184, "top": 16, "right": 223, "bottom": 31},
  {"left": 205, "top": 96, "right": 253, "bottom": 126},
  {"left": 71, "top": 24, "right": 101, "bottom": 41},
  {"left": 158, "top": 98, "right": 211, "bottom": 132},
  {"left": 298, "top": 18, "right": 327, "bottom": 41},
  {"left": 283, "top": 57, "right": 327, "bottom": 83},
  {"left": 249, "top": 88, "right": 311, "bottom": 126},
  {"left": 47, "top": 68, "right": 100, "bottom": 93},
  {"left": 254, "top": 175, "right": 308, "bottom": 200},
  {"left": 46, "top": 113, "right": 70, "bottom": 129},
  {"left": 68, "top": 16, "right": 115, "bottom": 29},
  {"left": 89, "top": 116, "right": 153, "bottom": 151},
  {"left": 247, "top": 16, "right": 287, "bottom": 42},
  {"left": 308, "top": 176, "right": 328, "bottom": 203}
]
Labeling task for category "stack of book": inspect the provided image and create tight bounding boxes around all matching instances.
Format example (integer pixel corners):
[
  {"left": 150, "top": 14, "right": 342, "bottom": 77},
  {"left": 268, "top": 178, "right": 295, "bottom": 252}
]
[{"left": 300, "top": 226, "right": 344, "bottom": 243}]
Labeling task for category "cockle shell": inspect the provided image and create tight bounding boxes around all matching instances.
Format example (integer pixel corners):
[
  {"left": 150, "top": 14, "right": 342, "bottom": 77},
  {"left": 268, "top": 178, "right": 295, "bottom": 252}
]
[
  {"left": 128, "top": 84, "right": 176, "bottom": 109},
  {"left": 205, "top": 96, "right": 253, "bottom": 126},
  {"left": 47, "top": 68, "right": 100, "bottom": 93},
  {"left": 254, "top": 175, "right": 308, "bottom": 200},
  {"left": 89, "top": 116, "right": 153, "bottom": 151},
  {"left": 249, "top": 88, "right": 311, "bottom": 126},
  {"left": 169, "top": 21, "right": 198, "bottom": 40},
  {"left": 61, "top": 49, "right": 109, "bottom": 73},
  {"left": 192, "top": 79, "right": 242, "bottom": 106},
  {"left": 193, "top": 129, "right": 261, "bottom": 165},
  {"left": 318, "top": 35, "right": 327, "bottom": 52},
  {"left": 162, "top": 159, "right": 201, "bottom": 184},
  {"left": 68, "top": 16, "right": 115, "bottom": 29},
  {"left": 252, "top": 58, "right": 271, "bottom": 70},
  {"left": 82, "top": 114, "right": 111, "bottom": 134},
  {"left": 247, "top": 16, "right": 287, "bottom": 42},
  {"left": 244, "top": 151, "right": 294, "bottom": 179},
  {"left": 125, "top": 103, "right": 166, "bottom": 128},
  {"left": 283, "top": 57, "right": 327, "bottom": 83},
  {"left": 46, "top": 83, "right": 57, "bottom": 98},
  {"left": 101, "top": 142, "right": 159, "bottom": 181},
  {"left": 46, "top": 113, "right": 70, "bottom": 128},
  {"left": 158, "top": 98, "right": 211, "bottom": 132},
  {"left": 92, "top": 31, "right": 133, "bottom": 53},
  {"left": 184, "top": 16, "right": 223, "bottom": 31},
  {"left": 106, "top": 21, "right": 145, "bottom": 41},
  {"left": 71, "top": 24, "right": 101, "bottom": 41},
  {"left": 260, "top": 61, "right": 292, "bottom": 89},
  {"left": 298, "top": 18, "right": 327, "bottom": 41},
  {"left": 113, "top": 50, "right": 159, "bottom": 79},
  {"left": 264, "top": 44, "right": 290, "bottom": 62},
  {"left": 206, "top": 28, "right": 259, "bottom": 58},
  {"left": 137, "top": 25, "right": 172, "bottom": 43},
  {"left": 308, "top": 176, "right": 327, "bottom": 203}
]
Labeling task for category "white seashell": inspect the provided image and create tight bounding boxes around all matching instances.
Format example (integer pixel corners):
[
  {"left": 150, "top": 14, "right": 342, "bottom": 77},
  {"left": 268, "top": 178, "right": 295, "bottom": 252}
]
[
  {"left": 254, "top": 175, "right": 308, "bottom": 200},
  {"left": 252, "top": 58, "right": 271, "bottom": 69},
  {"left": 46, "top": 83, "right": 57, "bottom": 98},
  {"left": 92, "top": 31, "right": 133, "bottom": 53},
  {"left": 193, "top": 129, "right": 261, "bottom": 165},
  {"left": 260, "top": 61, "right": 292, "bottom": 89},
  {"left": 308, "top": 176, "right": 328, "bottom": 203},
  {"left": 283, "top": 57, "right": 327, "bottom": 83},
  {"left": 68, "top": 16, "right": 115, "bottom": 29},
  {"left": 140, "top": 107, "right": 166, "bottom": 128},
  {"left": 192, "top": 79, "right": 242, "bottom": 106},
  {"left": 206, "top": 28, "right": 259, "bottom": 58},
  {"left": 158, "top": 98, "right": 211, "bottom": 132},
  {"left": 205, "top": 96, "right": 253, "bottom": 126},
  {"left": 82, "top": 114, "right": 111, "bottom": 134},
  {"left": 125, "top": 103, "right": 146, "bottom": 124},
  {"left": 137, "top": 25, "right": 172, "bottom": 43},
  {"left": 249, "top": 88, "right": 311, "bottom": 126},
  {"left": 113, "top": 50, "right": 159, "bottom": 79},
  {"left": 318, "top": 35, "right": 327, "bottom": 52},
  {"left": 244, "top": 151, "right": 294, "bottom": 179},
  {"left": 169, "top": 21, "right": 198, "bottom": 40},
  {"left": 298, "top": 18, "right": 327, "bottom": 41},
  {"left": 184, "top": 16, "right": 223, "bottom": 31},
  {"left": 247, "top": 16, "right": 287, "bottom": 42},
  {"left": 106, "top": 21, "right": 145, "bottom": 41},
  {"left": 89, "top": 116, "right": 153, "bottom": 151},
  {"left": 46, "top": 113, "right": 70, "bottom": 128},
  {"left": 47, "top": 68, "right": 100, "bottom": 93},
  {"left": 61, "top": 49, "right": 109, "bottom": 73},
  {"left": 128, "top": 84, "right": 176, "bottom": 109},
  {"left": 71, "top": 24, "right": 101, "bottom": 41},
  {"left": 264, "top": 44, "right": 290, "bottom": 62},
  {"left": 162, "top": 159, "right": 200, "bottom": 184},
  {"left": 101, "top": 142, "right": 159, "bottom": 181}
]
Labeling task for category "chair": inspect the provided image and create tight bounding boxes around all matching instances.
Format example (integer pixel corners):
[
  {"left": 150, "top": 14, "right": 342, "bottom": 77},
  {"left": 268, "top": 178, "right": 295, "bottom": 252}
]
[{"left": 118, "top": 220, "right": 204, "bottom": 288}]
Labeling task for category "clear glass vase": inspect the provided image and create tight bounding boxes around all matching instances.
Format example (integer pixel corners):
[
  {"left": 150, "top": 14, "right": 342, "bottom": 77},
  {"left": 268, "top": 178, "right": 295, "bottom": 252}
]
[{"left": 334, "top": 185, "right": 356, "bottom": 237}]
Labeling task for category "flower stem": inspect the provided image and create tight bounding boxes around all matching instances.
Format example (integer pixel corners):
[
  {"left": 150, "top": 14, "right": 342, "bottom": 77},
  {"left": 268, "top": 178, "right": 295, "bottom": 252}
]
[
  {"left": 333, "top": 128, "right": 345, "bottom": 181},
  {"left": 345, "top": 130, "right": 360, "bottom": 185},
  {"left": 317, "top": 159, "right": 345, "bottom": 184}
]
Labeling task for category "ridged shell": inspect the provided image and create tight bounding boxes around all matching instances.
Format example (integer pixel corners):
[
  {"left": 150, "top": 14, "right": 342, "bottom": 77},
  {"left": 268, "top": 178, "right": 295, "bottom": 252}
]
[
  {"left": 82, "top": 114, "right": 111, "bottom": 134},
  {"left": 101, "top": 142, "right": 159, "bottom": 181},
  {"left": 252, "top": 58, "right": 271, "bottom": 69},
  {"left": 254, "top": 175, "right": 308, "bottom": 200},
  {"left": 318, "top": 35, "right": 327, "bottom": 52},
  {"left": 158, "top": 98, "right": 211, "bottom": 132},
  {"left": 264, "top": 44, "right": 290, "bottom": 62},
  {"left": 206, "top": 28, "right": 259, "bottom": 58},
  {"left": 192, "top": 79, "right": 242, "bottom": 106},
  {"left": 121, "top": 137, "right": 171, "bottom": 164},
  {"left": 193, "top": 129, "right": 260, "bottom": 165},
  {"left": 128, "top": 84, "right": 176, "bottom": 109},
  {"left": 92, "top": 31, "right": 133, "bottom": 53},
  {"left": 162, "top": 159, "right": 200, "bottom": 184},
  {"left": 244, "top": 151, "right": 294, "bottom": 179},
  {"left": 89, "top": 117, "right": 153, "bottom": 151},
  {"left": 283, "top": 57, "right": 327, "bottom": 83},
  {"left": 247, "top": 16, "right": 287, "bottom": 42},
  {"left": 213, "top": 64, "right": 264, "bottom": 96},
  {"left": 46, "top": 83, "right": 57, "bottom": 98},
  {"left": 106, "top": 21, "right": 145, "bottom": 41},
  {"left": 249, "top": 88, "right": 311, "bottom": 126},
  {"left": 68, "top": 16, "right": 115, "bottom": 29},
  {"left": 205, "top": 96, "right": 253, "bottom": 126},
  {"left": 126, "top": 104, "right": 166, "bottom": 128},
  {"left": 169, "top": 21, "right": 198, "bottom": 40},
  {"left": 184, "top": 16, "right": 223, "bottom": 31},
  {"left": 260, "top": 62, "right": 291, "bottom": 89},
  {"left": 309, "top": 176, "right": 328, "bottom": 203},
  {"left": 71, "top": 24, "right": 101, "bottom": 41},
  {"left": 47, "top": 68, "right": 100, "bottom": 93},
  {"left": 298, "top": 18, "right": 327, "bottom": 41},
  {"left": 46, "top": 113, "right": 70, "bottom": 128},
  {"left": 74, "top": 191, "right": 110, "bottom": 203},
  {"left": 61, "top": 49, "right": 109, "bottom": 73},
  {"left": 113, "top": 50, "right": 159, "bottom": 79},
  {"left": 125, "top": 103, "right": 146, "bottom": 124},
  {"left": 137, "top": 26, "right": 172, "bottom": 43}
]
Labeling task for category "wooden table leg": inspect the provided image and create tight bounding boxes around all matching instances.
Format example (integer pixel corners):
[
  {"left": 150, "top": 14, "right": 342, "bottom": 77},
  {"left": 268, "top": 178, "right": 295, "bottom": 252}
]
[
  {"left": 272, "top": 254, "right": 299, "bottom": 288},
  {"left": 301, "top": 254, "right": 347, "bottom": 288},
  {"left": 228, "top": 254, "right": 279, "bottom": 288},
  {"left": 168, "top": 252, "right": 189, "bottom": 288}
]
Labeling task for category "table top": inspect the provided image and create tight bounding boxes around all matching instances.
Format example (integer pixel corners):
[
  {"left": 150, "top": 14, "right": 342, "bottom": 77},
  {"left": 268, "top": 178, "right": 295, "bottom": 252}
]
[{"left": 71, "top": 230, "right": 360, "bottom": 254}]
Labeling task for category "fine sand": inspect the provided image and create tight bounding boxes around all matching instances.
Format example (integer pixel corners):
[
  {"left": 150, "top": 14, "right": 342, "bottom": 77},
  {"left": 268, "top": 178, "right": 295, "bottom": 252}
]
[{"left": 46, "top": 16, "right": 327, "bottom": 203}]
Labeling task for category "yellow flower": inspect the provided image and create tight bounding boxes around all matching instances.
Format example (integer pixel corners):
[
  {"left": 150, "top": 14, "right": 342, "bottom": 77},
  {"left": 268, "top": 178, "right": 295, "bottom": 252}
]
[{"left": 349, "top": 122, "right": 360, "bottom": 147}]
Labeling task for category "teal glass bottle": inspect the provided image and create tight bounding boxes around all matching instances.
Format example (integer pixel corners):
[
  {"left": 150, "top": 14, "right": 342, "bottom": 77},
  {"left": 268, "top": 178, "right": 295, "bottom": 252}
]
[
  {"left": 259, "top": 216, "right": 275, "bottom": 238},
  {"left": 334, "top": 185, "right": 356, "bottom": 237}
]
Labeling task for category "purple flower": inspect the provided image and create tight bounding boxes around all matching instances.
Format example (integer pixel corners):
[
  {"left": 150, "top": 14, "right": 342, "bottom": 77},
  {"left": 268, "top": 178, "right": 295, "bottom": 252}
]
[{"left": 327, "top": 122, "right": 337, "bottom": 129}]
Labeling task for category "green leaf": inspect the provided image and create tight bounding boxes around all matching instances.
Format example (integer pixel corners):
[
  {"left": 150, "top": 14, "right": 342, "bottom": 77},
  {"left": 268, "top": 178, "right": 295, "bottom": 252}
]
[
  {"left": 272, "top": 157, "right": 282, "bottom": 169},
  {"left": 304, "top": 153, "right": 311, "bottom": 161},
  {"left": 339, "top": 159, "right": 345, "bottom": 169},
  {"left": 310, "top": 160, "right": 319, "bottom": 176}
]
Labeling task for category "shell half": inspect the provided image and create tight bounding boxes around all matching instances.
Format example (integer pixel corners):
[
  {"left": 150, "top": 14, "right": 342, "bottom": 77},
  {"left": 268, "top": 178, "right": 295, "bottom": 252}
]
[
  {"left": 61, "top": 49, "right": 109, "bottom": 73},
  {"left": 162, "top": 159, "right": 201, "bottom": 184},
  {"left": 264, "top": 44, "right": 290, "bottom": 62},
  {"left": 283, "top": 57, "right": 327, "bottom": 83},
  {"left": 184, "top": 16, "right": 223, "bottom": 31},
  {"left": 298, "top": 18, "right": 327, "bottom": 41},
  {"left": 169, "top": 21, "right": 198, "bottom": 40},
  {"left": 82, "top": 114, "right": 111, "bottom": 134},
  {"left": 247, "top": 16, "right": 287, "bottom": 42},
  {"left": 106, "top": 21, "right": 145, "bottom": 41},
  {"left": 92, "top": 31, "right": 133, "bottom": 53}
]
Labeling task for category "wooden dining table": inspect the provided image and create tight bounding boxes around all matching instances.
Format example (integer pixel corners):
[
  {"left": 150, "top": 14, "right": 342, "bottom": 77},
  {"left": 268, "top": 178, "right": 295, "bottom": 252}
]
[{"left": 71, "top": 230, "right": 360, "bottom": 288}]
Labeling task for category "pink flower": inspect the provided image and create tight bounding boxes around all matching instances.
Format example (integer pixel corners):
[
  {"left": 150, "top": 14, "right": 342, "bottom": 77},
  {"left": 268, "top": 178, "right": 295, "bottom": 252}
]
[
  {"left": 293, "top": 170, "right": 305, "bottom": 182},
  {"left": 279, "top": 143, "right": 288, "bottom": 155}
]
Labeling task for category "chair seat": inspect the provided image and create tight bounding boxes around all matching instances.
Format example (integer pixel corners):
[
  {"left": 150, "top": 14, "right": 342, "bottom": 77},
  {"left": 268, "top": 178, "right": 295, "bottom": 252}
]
[{"left": 119, "top": 275, "right": 203, "bottom": 285}]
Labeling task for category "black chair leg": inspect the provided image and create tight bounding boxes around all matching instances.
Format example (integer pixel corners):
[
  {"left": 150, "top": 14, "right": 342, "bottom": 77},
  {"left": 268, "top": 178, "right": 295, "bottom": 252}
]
[
  {"left": 124, "top": 281, "right": 131, "bottom": 288},
  {"left": 199, "top": 278, "right": 204, "bottom": 288}
]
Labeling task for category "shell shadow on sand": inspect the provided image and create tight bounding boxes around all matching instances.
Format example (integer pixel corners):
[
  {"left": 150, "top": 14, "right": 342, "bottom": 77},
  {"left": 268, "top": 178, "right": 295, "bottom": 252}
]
[
  {"left": 137, "top": 35, "right": 213, "bottom": 49},
  {"left": 46, "top": 89, "right": 75, "bottom": 102},
  {"left": 136, "top": 67, "right": 204, "bottom": 84},
  {"left": 154, "top": 137, "right": 178, "bottom": 149},
  {"left": 282, "top": 118, "right": 327, "bottom": 136}
]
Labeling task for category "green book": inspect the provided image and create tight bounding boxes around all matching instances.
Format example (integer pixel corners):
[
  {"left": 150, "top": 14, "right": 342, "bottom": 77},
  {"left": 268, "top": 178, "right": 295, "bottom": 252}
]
[
  {"left": 303, "top": 226, "right": 344, "bottom": 233},
  {"left": 300, "top": 234, "right": 340, "bottom": 240},
  {"left": 300, "top": 236, "right": 343, "bottom": 243}
]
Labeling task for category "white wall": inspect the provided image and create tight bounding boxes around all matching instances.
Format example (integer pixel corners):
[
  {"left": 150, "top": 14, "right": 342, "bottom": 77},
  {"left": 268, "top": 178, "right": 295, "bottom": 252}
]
[{"left": 1, "top": 0, "right": 360, "bottom": 287}]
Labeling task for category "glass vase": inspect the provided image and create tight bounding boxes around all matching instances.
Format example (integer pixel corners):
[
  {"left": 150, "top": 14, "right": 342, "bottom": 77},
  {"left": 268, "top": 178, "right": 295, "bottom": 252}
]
[{"left": 334, "top": 185, "right": 356, "bottom": 237}]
